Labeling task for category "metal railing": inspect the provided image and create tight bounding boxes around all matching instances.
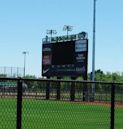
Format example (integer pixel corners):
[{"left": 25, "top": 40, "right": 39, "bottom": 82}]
[{"left": 0, "top": 77, "right": 123, "bottom": 129}]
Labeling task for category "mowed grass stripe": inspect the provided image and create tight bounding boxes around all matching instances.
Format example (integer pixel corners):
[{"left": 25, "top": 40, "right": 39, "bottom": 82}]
[
  {"left": 22, "top": 100, "right": 110, "bottom": 129},
  {"left": 0, "top": 99, "right": 17, "bottom": 129},
  {"left": 0, "top": 99, "right": 123, "bottom": 129}
]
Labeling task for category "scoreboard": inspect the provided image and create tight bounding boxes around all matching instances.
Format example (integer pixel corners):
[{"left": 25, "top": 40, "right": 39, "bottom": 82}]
[{"left": 42, "top": 39, "right": 88, "bottom": 77}]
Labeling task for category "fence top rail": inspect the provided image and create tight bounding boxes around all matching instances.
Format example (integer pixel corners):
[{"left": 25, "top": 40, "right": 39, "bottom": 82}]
[{"left": 0, "top": 77, "right": 123, "bottom": 85}]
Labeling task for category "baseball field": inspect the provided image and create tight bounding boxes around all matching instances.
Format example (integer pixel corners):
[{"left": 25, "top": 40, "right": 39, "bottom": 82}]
[{"left": 0, "top": 98, "right": 123, "bottom": 129}]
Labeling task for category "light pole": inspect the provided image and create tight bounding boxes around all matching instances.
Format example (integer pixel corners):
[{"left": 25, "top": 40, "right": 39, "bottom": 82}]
[
  {"left": 47, "top": 29, "right": 57, "bottom": 41},
  {"left": 92, "top": 0, "right": 97, "bottom": 82},
  {"left": 22, "top": 51, "right": 29, "bottom": 77},
  {"left": 63, "top": 25, "right": 73, "bottom": 39},
  {"left": 91, "top": 0, "right": 97, "bottom": 101}
]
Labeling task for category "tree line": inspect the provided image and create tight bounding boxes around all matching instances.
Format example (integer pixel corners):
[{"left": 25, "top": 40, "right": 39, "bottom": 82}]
[
  {"left": 1, "top": 70, "right": 123, "bottom": 92},
  {"left": 1, "top": 69, "right": 123, "bottom": 82}
]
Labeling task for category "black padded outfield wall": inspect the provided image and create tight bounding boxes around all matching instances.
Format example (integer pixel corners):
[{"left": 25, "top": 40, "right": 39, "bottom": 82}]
[{"left": 42, "top": 39, "right": 88, "bottom": 77}]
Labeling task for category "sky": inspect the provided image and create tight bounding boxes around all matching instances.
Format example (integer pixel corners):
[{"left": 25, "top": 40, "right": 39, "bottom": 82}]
[{"left": 0, "top": 0, "right": 123, "bottom": 77}]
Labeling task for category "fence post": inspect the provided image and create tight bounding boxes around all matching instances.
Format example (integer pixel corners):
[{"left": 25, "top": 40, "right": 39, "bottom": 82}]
[
  {"left": 110, "top": 83, "right": 115, "bottom": 129},
  {"left": 16, "top": 79, "right": 23, "bottom": 129}
]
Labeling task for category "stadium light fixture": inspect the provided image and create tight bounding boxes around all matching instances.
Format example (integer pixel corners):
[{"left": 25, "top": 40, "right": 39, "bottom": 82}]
[
  {"left": 46, "top": 29, "right": 57, "bottom": 40},
  {"left": 22, "top": 51, "right": 29, "bottom": 77},
  {"left": 63, "top": 25, "right": 73, "bottom": 39}
]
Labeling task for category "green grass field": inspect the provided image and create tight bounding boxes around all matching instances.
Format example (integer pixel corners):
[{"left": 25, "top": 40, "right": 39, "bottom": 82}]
[{"left": 0, "top": 98, "right": 123, "bottom": 129}]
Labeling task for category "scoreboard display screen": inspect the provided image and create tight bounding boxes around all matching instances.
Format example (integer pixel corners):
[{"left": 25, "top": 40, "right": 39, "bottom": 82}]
[
  {"left": 52, "top": 41, "right": 75, "bottom": 65},
  {"left": 42, "top": 39, "right": 88, "bottom": 77}
]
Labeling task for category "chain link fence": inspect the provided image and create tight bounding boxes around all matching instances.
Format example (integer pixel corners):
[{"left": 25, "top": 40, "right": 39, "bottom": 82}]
[
  {"left": 0, "top": 67, "right": 24, "bottom": 77},
  {"left": 0, "top": 79, "right": 17, "bottom": 129},
  {"left": 0, "top": 78, "right": 123, "bottom": 129}
]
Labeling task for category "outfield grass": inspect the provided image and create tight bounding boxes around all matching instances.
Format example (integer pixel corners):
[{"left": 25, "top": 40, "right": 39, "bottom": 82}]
[{"left": 0, "top": 98, "right": 123, "bottom": 129}]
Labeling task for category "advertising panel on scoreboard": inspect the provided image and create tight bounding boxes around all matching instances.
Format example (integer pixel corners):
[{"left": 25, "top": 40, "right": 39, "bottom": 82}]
[
  {"left": 42, "top": 43, "right": 52, "bottom": 76},
  {"left": 75, "top": 40, "right": 87, "bottom": 52},
  {"left": 75, "top": 40, "right": 88, "bottom": 77},
  {"left": 42, "top": 39, "right": 88, "bottom": 77}
]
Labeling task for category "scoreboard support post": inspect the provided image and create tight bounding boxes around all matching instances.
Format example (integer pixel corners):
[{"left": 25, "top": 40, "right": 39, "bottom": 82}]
[
  {"left": 83, "top": 75, "right": 88, "bottom": 102},
  {"left": 46, "top": 76, "right": 50, "bottom": 100},
  {"left": 83, "top": 50, "right": 88, "bottom": 102},
  {"left": 56, "top": 77, "right": 61, "bottom": 100},
  {"left": 70, "top": 77, "right": 76, "bottom": 101}
]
